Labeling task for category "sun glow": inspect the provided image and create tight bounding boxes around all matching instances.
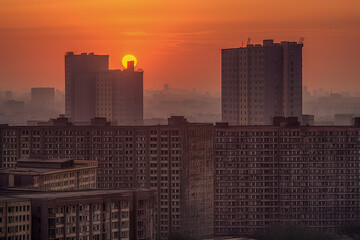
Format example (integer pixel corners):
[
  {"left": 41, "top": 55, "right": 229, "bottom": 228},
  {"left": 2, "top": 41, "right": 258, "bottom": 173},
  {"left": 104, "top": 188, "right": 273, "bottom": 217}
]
[{"left": 122, "top": 54, "right": 137, "bottom": 68}]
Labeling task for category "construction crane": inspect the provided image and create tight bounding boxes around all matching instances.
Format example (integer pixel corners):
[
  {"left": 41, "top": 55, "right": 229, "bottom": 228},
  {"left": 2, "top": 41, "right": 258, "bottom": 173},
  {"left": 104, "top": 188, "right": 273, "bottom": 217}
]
[
  {"left": 298, "top": 37, "right": 305, "bottom": 44},
  {"left": 247, "top": 37, "right": 251, "bottom": 46}
]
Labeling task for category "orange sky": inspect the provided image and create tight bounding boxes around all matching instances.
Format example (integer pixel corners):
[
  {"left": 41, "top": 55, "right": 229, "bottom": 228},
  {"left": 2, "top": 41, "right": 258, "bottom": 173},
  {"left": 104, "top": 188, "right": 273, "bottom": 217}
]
[{"left": 0, "top": 0, "right": 360, "bottom": 93}]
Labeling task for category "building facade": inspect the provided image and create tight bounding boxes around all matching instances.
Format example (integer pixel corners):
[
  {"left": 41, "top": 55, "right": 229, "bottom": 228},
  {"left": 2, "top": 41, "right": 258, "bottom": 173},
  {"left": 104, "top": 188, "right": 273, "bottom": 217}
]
[
  {"left": 110, "top": 65, "right": 143, "bottom": 126},
  {"left": 0, "top": 158, "right": 97, "bottom": 191},
  {"left": 0, "top": 116, "right": 214, "bottom": 240},
  {"left": 1, "top": 189, "right": 155, "bottom": 240},
  {"left": 2, "top": 116, "right": 360, "bottom": 238},
  {"left": 65, "top": 52, "right": 109, "bottom": 121},
  {"left": 221, "top": 40, "right": 303, "bottom": 125},
  {"left": 0, "top": 196, "right": 31, "bottom": 240},
  {"left": 214, "top": 120, "right": 360, "bottom": 236},
  {"left": 65, "top": 52, "right": 143, "bottom": 125}
]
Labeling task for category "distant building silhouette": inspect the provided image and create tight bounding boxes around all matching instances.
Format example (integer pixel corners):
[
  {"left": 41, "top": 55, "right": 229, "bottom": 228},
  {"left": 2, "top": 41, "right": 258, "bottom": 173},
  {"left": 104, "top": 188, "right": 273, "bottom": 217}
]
[
  {"left": 31, "top": 87, "right": 54, "bottom": 106},
  {"left": 2, "top": 100, "right": 24, "bottom": 116},
  {"left": 221, "top": 39, "right": 303, "bottom": 125},
  {"left": 334, "top": 113, "right": 358, "bottom": 126},
  {"left": 5, "top": 91, "right": 12, "bottom": 100},
  {"left": 65, "top": 52, "right": 143, "bottom": 125},
  {"left": 110, "top": 61, "right": 143, "bottom": 125},
  {"left": 301, "top": 114, "right": 315, "bottom": 126}
]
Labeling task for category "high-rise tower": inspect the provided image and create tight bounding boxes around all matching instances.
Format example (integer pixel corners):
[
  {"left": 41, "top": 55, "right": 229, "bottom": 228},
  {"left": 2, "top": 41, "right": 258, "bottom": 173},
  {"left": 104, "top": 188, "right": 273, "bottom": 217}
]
[
  {"left": 111, "top": 61, "right": 143, "bottom": 125},
  {"left": 65, "top": 53, "right": 143, "bottom": 125},
  {"left": 221, "top": 39, "right": 303, "bottom": 125},
  {"left": 65, "top": 52, "right": 109, "bottom": 121}
]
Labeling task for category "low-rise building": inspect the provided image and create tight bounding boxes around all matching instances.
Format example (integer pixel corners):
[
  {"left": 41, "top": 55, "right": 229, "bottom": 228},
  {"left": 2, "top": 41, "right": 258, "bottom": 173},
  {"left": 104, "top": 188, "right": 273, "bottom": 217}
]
[
  {"left": 0, "top": 158, "right": 97, "bottom": 191},
  {"left": 1, "top": 189, "right": 155, "bottom": 240}
]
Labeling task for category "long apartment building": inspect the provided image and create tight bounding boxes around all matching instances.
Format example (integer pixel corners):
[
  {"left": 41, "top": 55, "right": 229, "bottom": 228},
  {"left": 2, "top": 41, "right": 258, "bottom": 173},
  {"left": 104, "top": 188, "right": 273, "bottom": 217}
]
[
  {"left": 1, "top": 189, "right": 155, "bottom": 240},
  {"left": 222, "top": 40, "right": 303, "bottom": 125},
  {"left": 214, "top": 118, "right": 360, "bottom": 237},
  {"left": 5, "top": 115, "right": 360, "bottom": 238},
  {"left": 0, "top": 116, "right": 214, "bottom": 240}
]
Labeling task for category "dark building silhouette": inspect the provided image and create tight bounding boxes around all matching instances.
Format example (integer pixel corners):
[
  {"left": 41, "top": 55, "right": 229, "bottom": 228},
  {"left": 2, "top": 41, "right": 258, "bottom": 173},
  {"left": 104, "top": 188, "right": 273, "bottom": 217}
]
[
  {"left": 222, "top": 40, "right": 303, "bottom": 125},
  {"left": 3, "top": 115, "right": 360, "bottom": 238},
  {"left": 65, "top": 52, "right": 109, "bottom": 122},
  {"left": 0, "top": 116, "right": 213, "bottom": 240},
  {"left": 214, "top": 119, "right": 360, "bottom": 236},
  {"left": 1, "top": 189, "right": 155, "bottom": 240},
  {"left": 334, "top": 114, "right": 358, "bottom": 126},
  {"left": 31, "top": 87, "right": 55, "bottom": 108},
  {"left": 2, "top": 100, "right": 24, "bottom": 116},
  {"left": 65, "top": 52, "right": 143, "bottom": 125},
  {"left": 302, "top": 114, "right": 315, "bottom": 126},
  {"left": 30, "top": 87, "right": 56, "bottom": 121},
  {"left": 5, "top": 91, "right": 12, "bottom": 101}
]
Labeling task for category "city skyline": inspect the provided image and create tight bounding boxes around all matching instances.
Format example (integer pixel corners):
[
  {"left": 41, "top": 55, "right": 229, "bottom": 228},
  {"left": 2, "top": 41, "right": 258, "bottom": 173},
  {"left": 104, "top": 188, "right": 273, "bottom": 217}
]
[
  {"left": 1, "top": 1, "right": 360, "bottom": 240},
  {"left": 0, "top": 0, "right": 360, "bottom": 92}
]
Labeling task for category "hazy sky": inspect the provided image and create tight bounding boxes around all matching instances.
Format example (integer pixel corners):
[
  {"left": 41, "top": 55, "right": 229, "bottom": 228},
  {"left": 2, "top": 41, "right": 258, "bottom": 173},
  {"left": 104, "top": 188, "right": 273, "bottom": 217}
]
[{"left": 0, "top": 0, "right": 359, "bottom": 93}]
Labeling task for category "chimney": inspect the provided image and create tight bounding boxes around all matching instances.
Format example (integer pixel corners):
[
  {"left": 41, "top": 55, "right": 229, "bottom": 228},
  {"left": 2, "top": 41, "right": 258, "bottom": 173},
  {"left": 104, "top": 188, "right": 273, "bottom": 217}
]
[{"left": 127, "top": 60, "right": 135, "bottom": 71}]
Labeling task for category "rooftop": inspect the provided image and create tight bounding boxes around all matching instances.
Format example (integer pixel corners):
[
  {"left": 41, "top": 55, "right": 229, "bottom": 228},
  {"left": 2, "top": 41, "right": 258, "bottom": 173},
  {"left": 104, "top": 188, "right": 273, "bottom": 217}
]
[
  {"left": 0, "top": 195, "right": 30, "bottom": 203},
  {"left": 0, "top": 116, "right": 212, "bottom": 128},
  {"left": 1, "top": 167, "right": 60, "bottom": 175},
  {"left": 4, "top": 188, "right": 154, "bottom": 201},
  {"left": 18, "top": 158, "right": 73, "bottom": 164},
  {"left": 222, "top": 39, "right": 302, "bottom": 50},
  {"left": 1, "top": 158, "right": 97, "bottom": 175}
]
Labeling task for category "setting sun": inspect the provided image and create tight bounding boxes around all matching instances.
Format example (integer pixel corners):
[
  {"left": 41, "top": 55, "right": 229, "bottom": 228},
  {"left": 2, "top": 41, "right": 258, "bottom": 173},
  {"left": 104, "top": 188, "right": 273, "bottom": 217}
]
[{"left": 122, "top": 54, "right": 137, "bottom": 68}]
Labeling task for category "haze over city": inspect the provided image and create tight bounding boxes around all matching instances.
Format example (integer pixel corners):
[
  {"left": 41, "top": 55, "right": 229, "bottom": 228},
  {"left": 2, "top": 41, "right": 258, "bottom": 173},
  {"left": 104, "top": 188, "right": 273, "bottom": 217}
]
[
  {"left": 1, "top": 1, "right": 360, "bottom": 240},
  {"left": 1, "top": 0, "right": 360, "bottom": 92}
]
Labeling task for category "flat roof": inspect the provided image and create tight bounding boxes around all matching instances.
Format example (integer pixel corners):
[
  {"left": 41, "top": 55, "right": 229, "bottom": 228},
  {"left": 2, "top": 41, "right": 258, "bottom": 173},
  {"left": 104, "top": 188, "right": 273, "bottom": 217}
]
[
  {"left": 1, "top": 164, "right": 96, "bottom": 175},
  {"left": 0, "top": 120, "right": 213, "bottom": 129},
  {"left": 6, "top": 188, "right": 154, "bottom": 201},
  {"left": 1, "top": 167, "right": 57, "bottom": 174},
  {"left": 0, "top": 195, "right": 30, "bottom": 203},
  {"left": 17, "top": 158, "right": 74, "bottom": 163},
  {"left": 214, "top": 125, "right": 360, "bottom": 130}
]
